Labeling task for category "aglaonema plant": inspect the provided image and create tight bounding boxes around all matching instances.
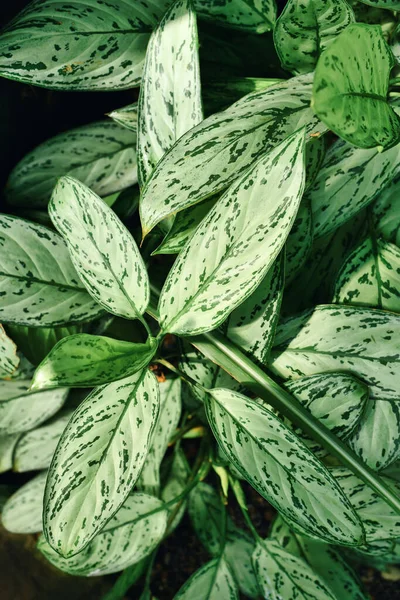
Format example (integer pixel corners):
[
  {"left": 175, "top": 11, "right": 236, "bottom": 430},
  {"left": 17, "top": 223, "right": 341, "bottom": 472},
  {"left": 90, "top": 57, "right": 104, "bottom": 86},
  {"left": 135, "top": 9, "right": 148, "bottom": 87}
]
[{"left": 0, "top": 0, "right": 400, "bottom": 598}]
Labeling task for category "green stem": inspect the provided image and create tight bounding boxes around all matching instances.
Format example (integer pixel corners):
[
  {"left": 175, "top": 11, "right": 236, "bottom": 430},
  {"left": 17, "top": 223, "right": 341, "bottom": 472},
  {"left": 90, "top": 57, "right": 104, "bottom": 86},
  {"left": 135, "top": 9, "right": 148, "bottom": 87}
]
[{"left": 154, "top": 358, "right": 206, "bottom": 391}]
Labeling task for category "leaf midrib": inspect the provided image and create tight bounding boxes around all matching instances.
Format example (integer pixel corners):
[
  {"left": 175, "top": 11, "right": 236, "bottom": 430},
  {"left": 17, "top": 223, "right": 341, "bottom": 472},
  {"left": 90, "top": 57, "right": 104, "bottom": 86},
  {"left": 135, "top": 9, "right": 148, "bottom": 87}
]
[{"left": 0, "top": 270, "right": 86, "bottom": 293}]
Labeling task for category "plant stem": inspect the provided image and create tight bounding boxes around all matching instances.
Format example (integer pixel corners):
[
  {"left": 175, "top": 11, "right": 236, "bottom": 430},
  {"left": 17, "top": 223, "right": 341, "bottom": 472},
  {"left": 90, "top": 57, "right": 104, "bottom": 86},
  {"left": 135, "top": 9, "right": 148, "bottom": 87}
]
[{"left": 154, "top": 358, "right": 206, "bottom": 391}]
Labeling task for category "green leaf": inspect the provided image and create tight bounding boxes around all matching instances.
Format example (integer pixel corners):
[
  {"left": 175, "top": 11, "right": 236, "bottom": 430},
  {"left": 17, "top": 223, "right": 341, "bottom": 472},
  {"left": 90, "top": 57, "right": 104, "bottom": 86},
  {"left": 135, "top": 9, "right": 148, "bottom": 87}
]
[
  {"left": 0, "top": 324, "right": 18, "bottom": 377},
  {"left": 6, "top": 324, "right": 82, "bottom": 366},
  {"left": 274, "top": 0, "right": 354, "bottom": 74},
  {"left": 285, "top": 199, "right": 313, "bottom": 285},
  {"left": 358, "top": 0, "right": 400, "bottom": 8},
  {"left": 137, "top": 378, "right": 181, "bottom": 495},
  {"left": 161, "top": 448, "right": 191, "bottom": 532},
  {"left": 195, "top": 0, "right": 276, "bottom": 33},
  {"left": 158, "top": 129, "right": 306, "bottom": 335},
  {"left": 252, "top": 539, "right": 337, "bottom": 599},
  {"left": 137, "top": 0, "right": 202, "bottom": 187},
  {"left": 6, "top": 121, "right": 137, "bottom": 208},
  {"left": 49, "top": 176, "right": 149, "bottom": 321},
  {"left": 202, "top": 77, "right": 283, "bottom": 116},
  {"left": 224, "top": 524, "right": 259, "bottom": 599},
  {"left": 271, "top": 305, "right": 400, "bottom": 401},
  {"left": 188, "top": 482, "right": 225, "bottom": 556},
  {"left": 334, "top": 233, "right": 400, "bottom": 312},
  {"left": 0, "top": 0, "right": 171, "bottom": 91},
  {"left": 32, "top": 334, "right": 157, "bottom": 389},
  {"left": 205, "top": 388, "right": 363, "bottom": 545},
  {"left": 13, "top": 410, "right": 73, "bottom": 472},
  {"left": 313, "top": 24, "right": 400, "bottom": 149},
  {"left": 2, "top": 471, "right": 46, "bottom": 534},
  {"left": 348, "top": 400, "right": 400, "bottom": 470},
  {"left": 0, "top": 433, "right": 21, "bottom": 473},
  {"left": 140, "top": 74, "right": 322, "bottom": 235},
  {"left": 108, "top": 103, "right": 138, "bottom": 133},
  {"left": 0, "top": 215, "right": 103, "bottom": 327},
  {"left": 174, "top": 557, "right": 238, "bottom": 599},
  {"left": 39, "top": 492, "right": 167, "bottom": 575},
  {"left": 372, "top": 174, "right": 400, "bottom": 246},
  {"left": 43, "top": 369, "right": 160, "bottom": 557}
]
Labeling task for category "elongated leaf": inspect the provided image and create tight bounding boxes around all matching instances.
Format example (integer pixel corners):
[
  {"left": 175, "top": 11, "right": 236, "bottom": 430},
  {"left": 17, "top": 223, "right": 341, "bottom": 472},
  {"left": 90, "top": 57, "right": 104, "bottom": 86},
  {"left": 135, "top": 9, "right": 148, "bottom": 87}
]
[
  {"left": 44, "top": 369, "right": 160, "bottom": 556},
  {"left": 174, "top": 557, "right": 238, "bottom": 599},
  {"left": 2, "top": 471, "right": 46, "bottom": 534},
  {"left": 348, "top": 400, "right": 400, "bottom": 471},
  {"left": 372, "top": 174, "right": 400, "bottom": 246},
  {"left": 285, "top": 199, "right": 313, "bottom": 284},
  {"left": 189, "top": 482, "right": 225, "bottom": 556},
  {"left": 334, "top": 234, "right": 400, "bottom": 311},
  {"left": 274, "top": 0, "right": 354, "bottom": 74},
  {"left": 226, "top": 254, "right": 284, "bottom": 364},
  {"left": 271, "top": 305, "right": 400, "bottom": 401},
  {"left": 6, "top": 324, "right": 82, "bottom": 366},
  {"left": 252, "top": 539, "right": 337, "bottom": 599},
  {"left": 108, "top": 103, "right": 138, "bottom": 133},
  {"left": 159, "top": 129, "right": 306, "bottom": 335},
  {"left": 39, "top": 493, "right": 167, "bottom": 575},
  {"left": 50, "top": 176, "right": 149, "bottom": 320},
  {"left": 203, "top": 77, "right": 283, "bottom": 116},
  {"left": 6, "top": 121, "right": 137, "bottom": 208},
  {"left": 224, "top": 525, "right": 259, "bottom": 599},
  {"left": 32, "top": 334, "right": 157, "bottom": 389},
  {"left": 137, "top": 378, "right": 181, "bottom": 494},
  {"left": 313, "top": 24, "right": 400, "bottom": 149},
  {"left": 161, "top": 448, "right": 191, "bottom": 532},
  {"left": 0, "top": 215, "right": 103, "bottom": 327},
  {"left": 0, "top": 433, "right": 21, "bottom": 473},
  {"left": 205, "top": 388, "right": 363, "bottom": 545},
  {"left": 195, "top": 0, "right": 275, "bottom": 32},
  {"left": 137, "top": 0, "right": 202, "bottom": 187},
  {"left": 140, "top": 74, "right": 322, "bottom": 235},
  {"left": 0, "top": 0, "right": 171, "bottom": 91},
  {"left": 14, "top": 410, "right": 73, "bottom": 472},
  {"left": 0, "top": 325, "right": 18, "bottom": 377},
  {"left": 359, "top": 0, "right": 400, "bottom": 7}
]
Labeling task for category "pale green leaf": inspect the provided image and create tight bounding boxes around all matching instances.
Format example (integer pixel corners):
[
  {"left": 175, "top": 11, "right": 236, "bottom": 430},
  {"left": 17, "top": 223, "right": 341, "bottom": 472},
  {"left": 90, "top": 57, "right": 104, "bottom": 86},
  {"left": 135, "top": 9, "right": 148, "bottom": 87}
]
[
  {"left": 188, "top": 482, "right": 225, "bottom": 556},
  {"left": 205, "top": 388, "right": 363, "bottom": 545},
  {"left": 108, "top": 103, "right": 138, "bottom": 133},
  {"left": 158, "top": 129, "right": 306, "bottom": 335},
  {"left": 372, "top": 174, "right": 400, "bottom": 246},
  {"left": 49, "top": 176, "right": 149, "bottom": 320},
  {"left": 6, "top": 324, "right": 82, "bottom": 366},
  {"left": 0, "top": 433, "right": 21, "bottom": 473},
  {"left": 39, "top": 493, "right": 167, "bottom": 575},
  {"left": 0, "top": 215, "right": 103, "bottom": 327},
  {"left": 6, "top": 121, "right": 137, "bottom": 208},
  {"left": 31, "top": 334, "right": 157, "bottom": 389},
  {"left": 161, "top": 448, "right": 191, "bottom": 532},
  {"left": 195, "top": 0, "right": 276, "bottom": 33},
  {"left": 43, "top": 369, "right": 160, "bottom": 556},
  {"left": 224, "top": 525, "right": 259, "bottom": 599},
  {"left": 0, "top": 324, "right": 18, "bottom": 377},
  {"left": 174, "top": 557, "right": 238, "bottom": 599},
  {"left": 2, "top": 471, "right": 46, "bottom": 534},
  {"left": 274, "top": 0, "right": 354, "bottom": 74},
  {"left": 137, "top": 0, "right": 202, "bottom": 187}
]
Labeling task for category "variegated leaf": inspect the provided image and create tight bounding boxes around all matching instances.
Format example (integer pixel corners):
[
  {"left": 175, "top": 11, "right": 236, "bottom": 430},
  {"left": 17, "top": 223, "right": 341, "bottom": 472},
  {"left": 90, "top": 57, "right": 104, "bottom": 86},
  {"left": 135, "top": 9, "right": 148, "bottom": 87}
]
[
  {"left": 6, "top": 324, "right": 82, "bottom": 366},
  {"left": 137, "top": 0, "right": 202, "bottom": 187},
  {"left": 140, "top": 74, "right": 322, "bottom": 235},
  {"left": 205, "top": 388, "right": 363, "bottom": 545},
  {"left": 43, "top": 369, "right": 160, "bottom": 556},
  {"left": 49, "top": 176, "right": 149, "bottom": 320},
  {"left": 224, "top": 525, "right": 259, "bottom": 599},
  {"left": 0, "top": 325, "right": 18, "bottom": 377},
  {"left": 270, "top": 305, "right": 400, "bottom": 401},
  {"left": 274, "top": 0, "right": 354, "bottom": 74},
  {"left": 137, "top": 378, "right": 181, "bottom": 495},
  {"left": 108, "top": 103, "right": 138, "bottom": 133},
  {"left": 372, "top": 174, "right": 400, "bottom": 246},
  {"left": 158, "top": 129, "right": 306, "bottom": 336},
  {"left": 13, "top": 410, "right": 73, "bottom": 472},
  {"left": 0, "top": 215, "right": 103, "bottom": 327},
  {"left": 174, "top": 557, "right": 239, "bottom": 600},
  {"left": 252, "top": 539, "right": 337, "bottom": 599},
  {"left": 0, "top": 0, "right": 171, "bottom": 91},
  {"left": 39, "top": 493, "right": 167, "bottom": 575},
  {"left": 31, "top": 334, "right": 157, "bottom": 389},
  {"left": 0, "top": 433, "right": 21, "bottom": 473},
  {"left": 195, "top": 0, "right": 275, "bottom": 33},
  {"left": 161, "top": 448, "right": 191, "bottom": 532},
  {"left": 2, "top": 471, "right": 46, "bottom": 534},
  {"left": 6, "top": 121, "right": 137, "bottom": 208},
  {"left": 285, "top": 199, "right": 313, "bottom": 285},
  {"left": 188, "top": 482, "right": 225, "bottom": 556}
]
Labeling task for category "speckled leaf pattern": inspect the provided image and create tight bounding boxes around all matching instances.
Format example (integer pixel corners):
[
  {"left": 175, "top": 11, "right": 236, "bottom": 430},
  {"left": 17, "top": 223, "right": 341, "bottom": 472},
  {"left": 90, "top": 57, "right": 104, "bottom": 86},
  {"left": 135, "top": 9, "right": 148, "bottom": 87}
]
[
  {"left": 39, "top": 493, "right": 167, "bottom": 575},
  {"left": 195, "top": 0, "right": 275, "bottom": 32},
  {"left": 270, "top": 305, "right": 400, "bottom": 401},
  {"left": 0, "top": 215, "right": 103, "bottom": 327},
  {"left": 205, "top": 388, "right": 363, "bottom": 545},
  {"left": 159, "top": 130, "right": 306, "bottom": 336},
  {"left": 31, "top": 334, "right": 157, "bottom": 389},
  {"left": 13, "top": 410, "right": 73, "bottom": 472},
  {"left": 161, "top": 448, "right": 191, "bottom": 532},
  {"left": 0, "top": 325, "right": 18, "bottom": 377},
  {"left": 1, "top": 471, "right": 46, "bottom": 534},
  {"left": 137, "top": 0, "right": 202, "bottom": 187},
  {"left": 274, "top": 0, "right": 354, "bottom": 74},
  {"left": 137, "top": 378, "right": 181, "bottom": 494},
  {"left": 43, "top": 369, "right": 160, "bottom": 557},
  {"left": 348, "top": 401, "right": 400, "bottom": 471},
  {"left": 372, "top": 175, "right": 400, "bottom": 246},
  {"left": 108, "top": 103, "right": 138, "bottom": 132},
  {"left": 6, "top": 324, "right": 82, "bottom": 366},
  {"left": 285, "top": 199, "right": 313, "bottom": 285},
  {"left": 174, "top": 557, "right": 239, "bottom": 600},
  {"left": 50, "top": 176, "right": 149, "bottom": 320},
  {"left": 0, "top": 0, "right": 172, "bottom": 91},
  {"left": 188, "top": 482, "right": 225, "bottom": 556},
  {"left": 334, "top": 234, "right": 400, "bottom": 312},
  {"left": 226, "top": 254, "right": 284, "bottom": 364},
  {"left": 140, "top": 74, "right": 322, "bottom": 235},
  {"left": 6, "top": 121, "right": 137, "bottom": 208},
  {"left": 313, "top": 24, "right": 400, "bottom": 149},
  {"left": 224, "top": 525, "right": 259, "bottom": 598},
  {"left": 252, "top": 539, "right": 337, "bottom": 599},
  {"left": 0, "top": 433, "right": 22, "bottom": 473}
]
